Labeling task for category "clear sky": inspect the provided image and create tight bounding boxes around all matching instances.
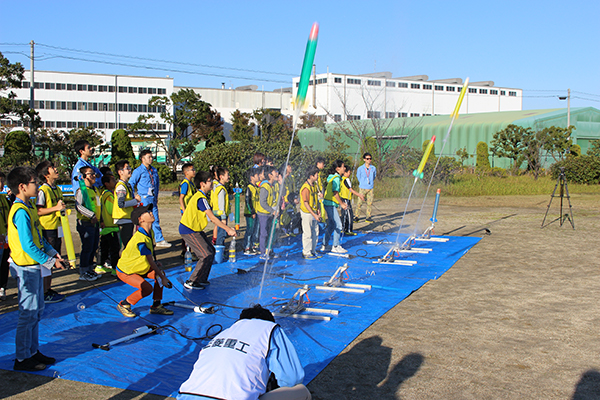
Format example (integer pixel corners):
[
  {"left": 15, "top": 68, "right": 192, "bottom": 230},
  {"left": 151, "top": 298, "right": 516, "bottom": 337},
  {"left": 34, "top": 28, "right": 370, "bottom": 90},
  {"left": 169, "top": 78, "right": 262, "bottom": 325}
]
[{"left": 1, "top": 0, "right": 598, "bottom": 110}]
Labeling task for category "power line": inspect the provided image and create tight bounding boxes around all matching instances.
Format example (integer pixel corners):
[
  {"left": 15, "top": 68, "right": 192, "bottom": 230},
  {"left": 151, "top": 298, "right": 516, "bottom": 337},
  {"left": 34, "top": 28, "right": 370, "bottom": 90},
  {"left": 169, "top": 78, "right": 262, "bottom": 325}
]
[
  {"left": 36, "top": 43, "right": 296, "bottom": 77},
  {"left": 45, "top": 54, "right": 290, "bottom": 84}
]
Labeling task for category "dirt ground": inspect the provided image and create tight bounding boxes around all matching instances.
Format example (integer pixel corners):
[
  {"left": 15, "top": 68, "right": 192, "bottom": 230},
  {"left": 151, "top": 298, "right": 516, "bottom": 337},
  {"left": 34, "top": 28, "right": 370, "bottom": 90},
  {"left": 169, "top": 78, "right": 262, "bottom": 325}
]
[{"left": 1, "top": 191, "right": 599, "bottom": 399}]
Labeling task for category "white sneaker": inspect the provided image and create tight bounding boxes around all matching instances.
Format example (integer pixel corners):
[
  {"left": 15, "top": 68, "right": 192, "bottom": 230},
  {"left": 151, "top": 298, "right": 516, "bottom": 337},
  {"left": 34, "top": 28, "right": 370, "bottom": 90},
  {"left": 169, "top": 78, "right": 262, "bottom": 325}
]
[
  {"left": 331, "top": 245, "right": 348, "bottom": 254},
  {"left": 155, "top": 240, "right": 172, "bottom": 248},
  {"left": 320, "top": 245, "right": 331, "bottom": 253},
  {"left": 0, "top": 287, "right": 5, "bottom": 300}
]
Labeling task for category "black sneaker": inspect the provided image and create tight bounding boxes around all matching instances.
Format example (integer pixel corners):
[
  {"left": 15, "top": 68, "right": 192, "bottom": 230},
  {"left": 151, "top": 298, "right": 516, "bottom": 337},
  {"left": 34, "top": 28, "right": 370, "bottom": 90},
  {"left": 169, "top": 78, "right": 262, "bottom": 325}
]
[
  {"left": 33, "top": 351, "right": 55, "bottom": 365},
  {"left": 364, "top": 218, "right": 374, "bottom": 224},
  {"left": 44, "top": 289, "right": 65, "bottom": 304},
  {"left": 184, "top": 280, "right": 205, "bottom": 290},
  {"left": 353, "top": 217, "right": 360, "bottom": 223},
  {"left": 14, "top": 357, "right": 46, "bottom": 371}
]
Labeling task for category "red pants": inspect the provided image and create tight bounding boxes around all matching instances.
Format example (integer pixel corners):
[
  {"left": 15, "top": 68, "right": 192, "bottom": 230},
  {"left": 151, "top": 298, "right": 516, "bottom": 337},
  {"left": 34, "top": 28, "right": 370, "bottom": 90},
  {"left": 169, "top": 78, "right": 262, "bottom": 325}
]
[{"left": 116, "top": 269, "right": 162, "bottom": 306}]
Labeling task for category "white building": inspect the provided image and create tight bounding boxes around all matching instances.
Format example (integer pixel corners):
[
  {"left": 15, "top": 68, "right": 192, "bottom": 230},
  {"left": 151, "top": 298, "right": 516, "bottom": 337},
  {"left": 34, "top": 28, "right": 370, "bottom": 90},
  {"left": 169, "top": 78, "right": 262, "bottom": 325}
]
[
  {"left": 184, "top": 85, "right": 293, "bottom": 136},
  {"left": 291, "top": 72, "right": 522, "bottom": 123},
  {"left": 1, "top": 70, "right": 174, "bottom": 142}
]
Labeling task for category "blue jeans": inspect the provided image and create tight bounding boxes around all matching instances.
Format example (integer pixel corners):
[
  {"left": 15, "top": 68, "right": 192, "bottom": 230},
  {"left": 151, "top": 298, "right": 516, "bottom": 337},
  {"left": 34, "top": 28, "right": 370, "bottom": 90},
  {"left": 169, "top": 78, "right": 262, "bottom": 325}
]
[
  {"left": 324, "top": 205, "right": 342, "bottom": 247},
  {"left": 243, "top": 215, "right": 258, "bottom": 249},
  {"left": 9, "top": 262, "right": 44, "bottom": 360},
  {"left": 76, "top": 220, "right": 99, "bottom": 275},
  {"left": 141, "top": 196, "right": 165, "bottom": 243},
  {"left": 215, "top": 216, "right": 227, "bottom": 246},
  {"left": 257, "top": 214, "right": 274, "bottom": 255}
]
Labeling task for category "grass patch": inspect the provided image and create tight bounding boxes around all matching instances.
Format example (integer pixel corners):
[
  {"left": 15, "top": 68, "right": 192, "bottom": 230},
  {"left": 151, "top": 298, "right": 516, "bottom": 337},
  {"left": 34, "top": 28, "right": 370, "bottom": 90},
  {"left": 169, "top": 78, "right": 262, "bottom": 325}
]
[{"left": 375, "top": 174, "right": 600, "bottom": 198}]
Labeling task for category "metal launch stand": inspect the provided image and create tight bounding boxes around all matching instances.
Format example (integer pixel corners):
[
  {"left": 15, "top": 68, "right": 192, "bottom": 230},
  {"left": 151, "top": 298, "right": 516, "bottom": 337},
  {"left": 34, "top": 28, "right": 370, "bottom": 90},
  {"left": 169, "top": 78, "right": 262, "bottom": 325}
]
[
  {"left": 273, "top": 285, "right": 338, "bottom": 321},
  {"left": 315, "top": 264, "right": 371, "bottom": 293}
]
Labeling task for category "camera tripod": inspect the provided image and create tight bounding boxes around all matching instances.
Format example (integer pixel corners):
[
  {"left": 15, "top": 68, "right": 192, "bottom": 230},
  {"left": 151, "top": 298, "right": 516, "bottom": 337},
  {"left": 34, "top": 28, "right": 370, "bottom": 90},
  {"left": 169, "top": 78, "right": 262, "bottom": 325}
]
[{"left": 541, "top": 168, "right": 574, "bottom": 229}]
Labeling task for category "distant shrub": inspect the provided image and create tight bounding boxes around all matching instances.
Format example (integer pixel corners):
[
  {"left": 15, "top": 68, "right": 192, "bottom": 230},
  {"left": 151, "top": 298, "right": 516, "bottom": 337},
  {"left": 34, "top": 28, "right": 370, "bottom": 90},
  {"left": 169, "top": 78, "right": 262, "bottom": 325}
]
[
  {"left": 551, "top": 155, "right": 600, "bottom": 184},
  {"left": 476, "top": 141, "right": 491, "bottom": 170}
]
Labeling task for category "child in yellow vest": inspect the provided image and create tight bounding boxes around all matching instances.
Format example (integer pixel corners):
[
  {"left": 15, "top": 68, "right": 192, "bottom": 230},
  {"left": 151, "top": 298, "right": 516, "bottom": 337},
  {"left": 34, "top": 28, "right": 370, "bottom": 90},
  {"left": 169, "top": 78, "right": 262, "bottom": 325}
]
[
  {"left": 113, "top": 160, "right": 141, "bottom": 248},
  {"left": 179, "top": 163, "right": 197, "bottom": 258},
  {"left": 181, "top": 171, "right": 236, "bottom": 289},
  {"left": 34, "top": 160, "right": 66, "bottom": 303},
  {"left": 0, "top": 171, "right": 10, "bottom": 301},
  {"left": 340, "top": 165, "right": 364, "bottom": 236},
  {"left": 243, "top": 168, "right": 260, "bottom": 255},
  {"left": 7, "top": 166, "right": 66, "bottom": 371},
  {"left": 210, "top": 166, "right": 230, "bottom": 247},
  {"left": 116, "top": 204, "right": 174, "bottom": 317},
  {"left": 98, "top": 174, "right": 119, "bottom": 275},
  {"left": 75, "top": 166, "right": 102, "bottom": 281},
  {"left": 300, "top": 168, "right": 321, "bottom": 259}
]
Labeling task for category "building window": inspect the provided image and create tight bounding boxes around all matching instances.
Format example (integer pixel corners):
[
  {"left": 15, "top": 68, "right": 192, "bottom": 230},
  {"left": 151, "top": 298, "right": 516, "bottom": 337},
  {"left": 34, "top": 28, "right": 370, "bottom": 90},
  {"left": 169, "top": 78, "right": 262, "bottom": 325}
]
[
  {"left": 399, "top": 82, "right": 408, "bottom": 88},
  {"left": 45, "top": 121, "right": 55, "bottom": 128},
  {"left": 56, "top": 83, "right": 65, "bottom": 90},
  {"left": 109, "top": 104, "right": 116, "bottom": 112},
  {"left": 490, "top": 89, "right": 498, "bottom": 95},
  {"left": 118, "top": 86, "right": 127, "bottom": 93},
  {"left": 67, "top": 102, "right": 76, "bottom": 110},
  {"left": 457, "top": 87, "right": 462, "bottom": 92},
  {"left": 34, "top": 82, "right": 43, "bottom": 89},
  {"left": 109, "top": 122, "right": 116, "bottom": 129},
  {"left": 385, "top": 112, "right": 396, "bottom": 118},
  {"left": 149, "top": 87, "right": 157, "bottom": 94},
  {"left": 479, "top": 89, "right": 488, "bottom": 94},
  {"left": 347, "top": 78, "right": 361, "bottom": 85},
  {"left": 77, "top": 102, "right": 87, "bottom": 111},
  {"left": 58, "top": 101, "right": 66, "bottom": 110},
  {"left": 139, "top": 87, "right": 147, "bottom": 94},
  {"left": 410, "top": 113, "right": 420, "bottom": 117},
  {"left": 99, "top": 103, "right": 108, "bottom": 111},
  {"left": 45, "top": 101, "right": 55, "bottom": 109},
  {"left": 77, "top": 122, "right": 86, "bottom": 128},
  {"left": 109, "top": 86, "right": 116, "bottom": 92},
  {"left": 77, "top": 84, "right": 86, "bottom": 91},
  {"left": 57, "top": 121, "right": 66, "bottom": 128},
  {"left": 399, "top": 112, "right": 408, "bottom": 117},
  {"left": 67, "top": 84, "right": 76, "bottom": 91},
  {"left": 386, "top": 81, "right": 396, "bottom": 87},
  {"left": 421, "top": 84, "right": 431, "bottom": 90},
  {"left": 98, "top": 85, "right": 107, "bottom": 92},
  {"left": 446, "top": 86, "right": 455, "bottom": 92},
  {"left": 367, "top": 80, "right": 381, "bottom": 86},
  {"left": 45, "top": 83, "right": 55, "bottom": 90},
  {"left": 317, "top": 78, "right": 327, "bottom": 84},
  {"left": 67, "top": 121, "right": 76, "bottom": 128},
  {"left": 468, "top": 88, "right": 477, "bottom": 93},
  {"left": 89, "top": 85, "right": 98, "bottom": 92},
  {"left": 22, "top": 81, "right": 30, "bottom": 89},
  {"left": 500, "top": 90, "right": 506, "bottom": 96},
  {"left": 347, "top": 115, "right": 361, "bottom": 120},
  {"left": 158, "top": 88, "right": 167, "bottom": 95},
  {"left": 334, "top": 77, "right": 342, "bottom": 83},
  {"left": 367, "top": 111, "right": 381, "bottom": 119},
  {"left": 128, "top": 87, "right": 137, "bottom": 93},
  {"left": 509, "top": 91, "right": 517, "bottom": 97},
  {"left": 435, "top": 85, "right": 444, "bottom": 91},
  {"left": 333, "top": 114, "right": 342, "bottom": 122},
  {"left": 411, "top": 83, "right": 420, "bottom": 89}
]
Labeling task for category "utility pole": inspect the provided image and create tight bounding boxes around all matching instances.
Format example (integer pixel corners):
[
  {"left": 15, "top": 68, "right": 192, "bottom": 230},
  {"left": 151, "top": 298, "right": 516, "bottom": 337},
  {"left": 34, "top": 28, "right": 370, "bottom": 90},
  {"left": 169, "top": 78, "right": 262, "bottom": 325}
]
[
  {"left": 29, "top": 40, "right": 35, "bottom": 149},
  {"left": 567, "top": 88, "right": 571, "bottom": 128},
  {"left": 312, "top": 64, "right": 317, "bottom": 108}
]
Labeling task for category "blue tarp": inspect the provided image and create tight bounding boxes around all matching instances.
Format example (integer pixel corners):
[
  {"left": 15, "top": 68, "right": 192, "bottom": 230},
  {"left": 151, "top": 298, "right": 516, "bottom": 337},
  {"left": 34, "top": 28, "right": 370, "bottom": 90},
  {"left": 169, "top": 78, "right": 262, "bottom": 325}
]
[{"left": 0, "top": 232, "right": 479, "bottom": 397}]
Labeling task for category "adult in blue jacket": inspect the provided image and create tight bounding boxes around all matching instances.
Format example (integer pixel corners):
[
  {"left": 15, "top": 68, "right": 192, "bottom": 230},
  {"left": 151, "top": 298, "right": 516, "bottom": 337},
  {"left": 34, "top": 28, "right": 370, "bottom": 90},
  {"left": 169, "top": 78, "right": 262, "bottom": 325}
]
[
  {"left": 129, "top": 149, "right": 170, "bottom": 248},
  {"left": 71, "top": 140, "right": 103, "bottom": 193},
  {"left": 355, "top": 152, "right": 377, "bottom": 224}
]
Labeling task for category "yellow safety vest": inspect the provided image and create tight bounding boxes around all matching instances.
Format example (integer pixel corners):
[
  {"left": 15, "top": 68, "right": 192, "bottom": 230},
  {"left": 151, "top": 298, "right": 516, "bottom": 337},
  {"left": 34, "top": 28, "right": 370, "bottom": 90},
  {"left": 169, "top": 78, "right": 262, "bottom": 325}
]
[
  {"left": 211, "top": 182, "right": 230, "bottom": 217},
  {"left": 299, "top": 181, "right": 318, "bottom": 214},
  {"left": 113, "top": 180, "right": 134, "bottom": 220},
  {"left": 8, "top": 201, "right": 44, "bottom": 266},
  {"left": 180, "top": 191, "right": 209, "bottom": 232},
  {"left": 117, "top": 228, "right": 154, "bottom": 275},
  {"left": 340, "top": 177, "right": 351, "bottom": 200},
  {"left": 273, "top": 181, "right": 281, "bottom": 204},
  {"left": 324, "top": 174, "right": 341, "bottom": 206},
  {"left": 100, "top": 189, "right": 118, "bottom": 234},
  {"left": 255, "top": 181, "right": 275, "bottom": 215},
  {"left": 180, "top": 178, "right": 197, "bottom": 211},
  {"left": 38, "top": 184, "right": 63, "bottom": 230},
  {"left": 77, "top": 186, "right": 101, "bottom": 222}
]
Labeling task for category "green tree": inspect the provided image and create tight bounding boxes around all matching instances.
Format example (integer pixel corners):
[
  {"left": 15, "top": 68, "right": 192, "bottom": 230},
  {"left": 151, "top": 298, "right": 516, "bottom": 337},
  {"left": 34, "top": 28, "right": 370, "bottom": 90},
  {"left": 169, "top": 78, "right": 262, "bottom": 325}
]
[
  {"left": 230, "top": 110, "right": 255, "bottom": 142},
  {"left": 588, "top": 139, "right": 600, "bottom": 158},
  {"left": 569, "top": 144, "right": 581, "bottom": 157},
  {"left": 194, "top": 107, "right": 225, "bottom": 147},
  {"left": 476, "top": 142, "right": 490, "bottom": 170},
  {"left": 491, "top": 124, "right": 530, "bottom": 173},
  {"left": 539, "top": 126, "right": 573, "bottom": 162},
  {"left": 298, "top": 113, "right": 325, "bottom": 130},
  {"left": 1, "top": 130, "right": 32, "bottom": 167},
  {"left": 0, "top": 52, "right": 41, "bottom": 131},
  {"left": 253, "top": 108, "right": 295, "bottom": 143},
  {"left": 110, "top": 129, "right": 136, "bottom": 166},
  {"left": 456, "top": 146, "right": 470, "bottom": 167}
]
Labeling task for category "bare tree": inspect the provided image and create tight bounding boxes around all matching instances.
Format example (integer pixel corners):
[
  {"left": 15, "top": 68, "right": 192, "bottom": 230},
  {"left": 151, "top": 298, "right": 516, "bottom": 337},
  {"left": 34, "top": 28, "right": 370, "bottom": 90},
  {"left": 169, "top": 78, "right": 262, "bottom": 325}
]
[{"left": 317, "top": 85, "right": 423, "bottom": 179}]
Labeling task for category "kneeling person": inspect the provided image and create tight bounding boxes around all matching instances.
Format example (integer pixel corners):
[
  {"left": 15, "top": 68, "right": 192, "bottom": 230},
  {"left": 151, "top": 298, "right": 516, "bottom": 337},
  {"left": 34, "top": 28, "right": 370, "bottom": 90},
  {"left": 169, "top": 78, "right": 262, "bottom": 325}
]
[
  {"left": 181, "top": 171, "right": 236, "bottom": 290},
  {"left": 116, "top": 204, "right": 173, "bottom": 318},
  {"left": 178, "top": 304, "right": 311, "bottom": 400}
]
